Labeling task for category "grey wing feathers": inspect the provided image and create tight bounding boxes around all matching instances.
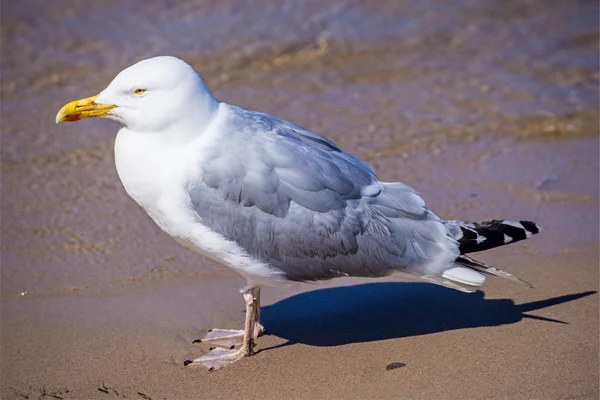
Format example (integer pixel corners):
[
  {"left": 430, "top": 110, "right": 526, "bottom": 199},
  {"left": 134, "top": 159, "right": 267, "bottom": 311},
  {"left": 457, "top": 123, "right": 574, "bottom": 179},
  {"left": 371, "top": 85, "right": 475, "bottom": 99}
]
[
  {"left": 201, "top": 107, "right": 377, "bottom": 217},
  {"left": 190, "top": 105, "right": 459, "bottom": 281}
]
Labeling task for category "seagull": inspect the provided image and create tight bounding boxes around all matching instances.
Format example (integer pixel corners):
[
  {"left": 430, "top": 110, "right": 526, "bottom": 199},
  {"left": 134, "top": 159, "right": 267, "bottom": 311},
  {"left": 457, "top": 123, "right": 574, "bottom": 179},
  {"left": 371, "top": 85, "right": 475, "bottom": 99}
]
[{"left": 56, "top": 56, "right": 540, "bottom": 370}]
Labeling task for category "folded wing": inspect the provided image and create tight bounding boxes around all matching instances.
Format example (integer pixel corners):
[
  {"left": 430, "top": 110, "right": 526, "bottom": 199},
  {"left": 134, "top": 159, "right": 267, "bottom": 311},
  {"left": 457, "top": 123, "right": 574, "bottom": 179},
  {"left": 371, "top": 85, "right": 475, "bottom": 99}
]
[{"left": 189, "top": 106, "right": 459, "bottom": 282}]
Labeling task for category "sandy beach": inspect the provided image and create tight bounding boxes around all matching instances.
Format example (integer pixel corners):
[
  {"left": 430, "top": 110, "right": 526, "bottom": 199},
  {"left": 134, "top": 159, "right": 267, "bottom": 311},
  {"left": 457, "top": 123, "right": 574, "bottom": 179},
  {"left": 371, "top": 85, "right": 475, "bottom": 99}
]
[{"left": 2, "top": 1, "right": 598, "bottom": 399}]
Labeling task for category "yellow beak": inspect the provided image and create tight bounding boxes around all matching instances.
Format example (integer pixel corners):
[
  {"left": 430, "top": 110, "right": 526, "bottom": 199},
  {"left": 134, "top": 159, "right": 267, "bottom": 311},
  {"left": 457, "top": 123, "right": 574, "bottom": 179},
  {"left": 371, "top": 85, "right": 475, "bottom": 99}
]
[{"left": 55, "top": 95, "right": 116, "bottom": 123}]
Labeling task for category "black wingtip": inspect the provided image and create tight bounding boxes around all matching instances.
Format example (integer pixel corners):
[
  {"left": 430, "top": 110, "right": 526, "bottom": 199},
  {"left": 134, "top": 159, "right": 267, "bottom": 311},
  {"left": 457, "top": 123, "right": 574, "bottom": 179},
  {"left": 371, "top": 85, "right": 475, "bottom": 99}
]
[
  {"left": 455, "top": 219, "right": 541, "bottom": 254},
  {"left": 520, "top": 220, "right": 540, "bottom": 235}
]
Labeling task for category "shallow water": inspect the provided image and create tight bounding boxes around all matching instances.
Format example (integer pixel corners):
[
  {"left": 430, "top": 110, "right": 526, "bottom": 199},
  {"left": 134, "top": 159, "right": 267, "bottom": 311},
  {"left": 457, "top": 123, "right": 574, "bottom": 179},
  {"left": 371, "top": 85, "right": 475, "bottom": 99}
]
[{"left": 1, "top": 0, "right": 598, "bottom": 300}]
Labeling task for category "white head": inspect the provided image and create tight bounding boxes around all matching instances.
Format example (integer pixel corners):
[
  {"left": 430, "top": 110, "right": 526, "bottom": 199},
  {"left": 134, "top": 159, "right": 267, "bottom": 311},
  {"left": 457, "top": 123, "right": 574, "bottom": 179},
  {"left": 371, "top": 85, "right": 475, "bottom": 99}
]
[{"left": 56, "top": 56, "right": 219, "bottom": 133}]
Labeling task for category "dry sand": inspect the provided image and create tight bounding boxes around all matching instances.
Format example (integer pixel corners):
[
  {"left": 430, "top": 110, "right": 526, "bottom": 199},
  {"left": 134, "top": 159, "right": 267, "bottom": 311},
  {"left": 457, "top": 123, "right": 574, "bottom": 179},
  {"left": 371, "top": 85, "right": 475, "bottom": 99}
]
[{"left": 2, "top": 1, "right": 598, "bottom": 399}]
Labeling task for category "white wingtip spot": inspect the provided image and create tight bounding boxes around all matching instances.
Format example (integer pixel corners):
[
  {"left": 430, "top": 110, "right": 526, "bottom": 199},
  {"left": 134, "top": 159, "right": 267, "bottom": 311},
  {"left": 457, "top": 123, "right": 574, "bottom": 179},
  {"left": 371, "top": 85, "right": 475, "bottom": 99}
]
[
  {"left": 502, "top": 220, "right": 525, "bottom": 230},
  {"left": 504, "top": 234, "right": 513, "bottom": 243}
]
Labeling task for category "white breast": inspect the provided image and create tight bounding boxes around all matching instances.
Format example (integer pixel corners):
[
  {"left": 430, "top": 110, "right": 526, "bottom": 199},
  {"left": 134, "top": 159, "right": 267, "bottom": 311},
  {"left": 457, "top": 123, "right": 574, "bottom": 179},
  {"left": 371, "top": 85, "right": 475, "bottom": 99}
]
[{"left": 112, "top": 124, "right": 288, "bottom": 287}]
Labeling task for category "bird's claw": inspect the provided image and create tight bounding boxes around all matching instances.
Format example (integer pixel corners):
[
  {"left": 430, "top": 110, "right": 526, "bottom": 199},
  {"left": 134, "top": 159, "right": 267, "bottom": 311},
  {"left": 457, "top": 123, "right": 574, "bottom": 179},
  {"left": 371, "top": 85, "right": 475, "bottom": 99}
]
[{"left": 185, "top": 347, "right": 250, "bottom": 371}]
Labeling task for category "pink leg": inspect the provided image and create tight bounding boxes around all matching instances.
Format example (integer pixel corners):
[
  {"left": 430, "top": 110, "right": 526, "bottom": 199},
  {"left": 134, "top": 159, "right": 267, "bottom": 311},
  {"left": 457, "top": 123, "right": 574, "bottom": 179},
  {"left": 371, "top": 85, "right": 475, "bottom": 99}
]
[{"left": 186, "top": 286, "right": 262, "bottom": 371}]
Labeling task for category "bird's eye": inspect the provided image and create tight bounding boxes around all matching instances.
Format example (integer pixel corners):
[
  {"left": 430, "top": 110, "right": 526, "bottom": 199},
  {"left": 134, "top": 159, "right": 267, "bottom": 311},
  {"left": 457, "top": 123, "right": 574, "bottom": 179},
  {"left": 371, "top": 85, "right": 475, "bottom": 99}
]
[{"left": 133, "top": 88, "right": 146, "bottom": 96}]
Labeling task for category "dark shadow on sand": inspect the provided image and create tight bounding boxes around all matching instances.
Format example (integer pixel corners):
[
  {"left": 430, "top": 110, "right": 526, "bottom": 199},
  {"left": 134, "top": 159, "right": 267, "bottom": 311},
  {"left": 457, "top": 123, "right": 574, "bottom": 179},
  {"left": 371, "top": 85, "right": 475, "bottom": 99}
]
[{"left": 261, "top": 282, "right": 596, "bottom": 347}]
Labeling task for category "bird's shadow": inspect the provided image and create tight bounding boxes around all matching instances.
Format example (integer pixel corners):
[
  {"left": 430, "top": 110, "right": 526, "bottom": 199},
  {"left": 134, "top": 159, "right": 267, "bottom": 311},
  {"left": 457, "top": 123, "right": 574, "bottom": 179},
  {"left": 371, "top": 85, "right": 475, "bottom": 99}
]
[{"left": 261, "top": 282, "right": 596, "bottom": 347}]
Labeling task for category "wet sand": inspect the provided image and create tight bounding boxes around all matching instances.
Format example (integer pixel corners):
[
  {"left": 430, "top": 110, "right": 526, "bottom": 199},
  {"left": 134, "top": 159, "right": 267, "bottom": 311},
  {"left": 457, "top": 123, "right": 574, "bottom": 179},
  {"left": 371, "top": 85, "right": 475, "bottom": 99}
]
[{"left": 1, "top": 0, "right": 599, "bottom": 399}]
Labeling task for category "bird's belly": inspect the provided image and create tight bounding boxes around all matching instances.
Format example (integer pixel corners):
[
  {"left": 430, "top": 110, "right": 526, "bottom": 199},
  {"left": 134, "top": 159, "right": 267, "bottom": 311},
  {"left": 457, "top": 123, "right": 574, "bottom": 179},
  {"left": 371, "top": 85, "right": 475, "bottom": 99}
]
[
  {"left": 113, "top": 130, "right": 289, "bottom": 286},
  {"left": 117, "top": 179, "right": 287, "bottom": 285}
]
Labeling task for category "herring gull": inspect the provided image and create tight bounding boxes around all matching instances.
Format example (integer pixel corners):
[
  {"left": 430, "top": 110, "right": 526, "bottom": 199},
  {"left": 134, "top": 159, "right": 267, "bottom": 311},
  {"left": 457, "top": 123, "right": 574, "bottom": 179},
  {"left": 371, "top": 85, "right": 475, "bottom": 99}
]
[{"left": 56, "top": 56, "right": 540, "bottom": 371}]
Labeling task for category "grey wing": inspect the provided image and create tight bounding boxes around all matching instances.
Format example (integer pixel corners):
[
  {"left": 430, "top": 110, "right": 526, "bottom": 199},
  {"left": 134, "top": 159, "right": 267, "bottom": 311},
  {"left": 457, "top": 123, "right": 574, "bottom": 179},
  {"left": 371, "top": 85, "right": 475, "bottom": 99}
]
[{"left": 190, "top": 107, "right": 459, "bottom": 281}]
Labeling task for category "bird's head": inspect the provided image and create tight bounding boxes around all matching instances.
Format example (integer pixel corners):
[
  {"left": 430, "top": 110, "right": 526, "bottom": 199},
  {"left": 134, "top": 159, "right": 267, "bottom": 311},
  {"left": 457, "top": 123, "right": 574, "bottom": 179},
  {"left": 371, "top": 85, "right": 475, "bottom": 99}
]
[{"left": 56, "top": 56, "right": 218, "bottom": 132}]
